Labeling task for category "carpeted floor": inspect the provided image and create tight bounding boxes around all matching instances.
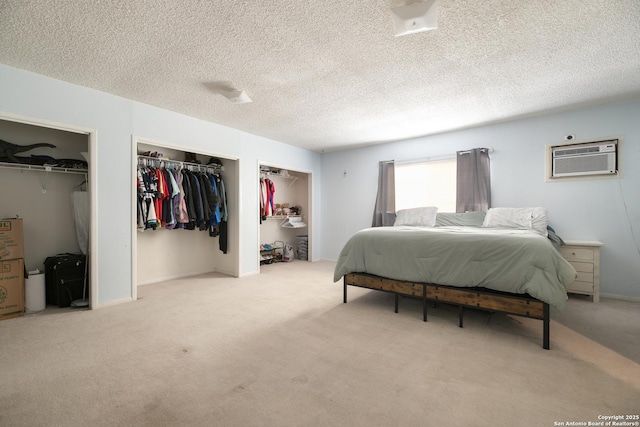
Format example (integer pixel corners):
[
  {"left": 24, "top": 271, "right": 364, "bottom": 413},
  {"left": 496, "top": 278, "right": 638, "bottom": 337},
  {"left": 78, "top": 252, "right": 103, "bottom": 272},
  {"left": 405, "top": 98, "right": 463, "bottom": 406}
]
[{"left": 1, "top": 260, "right": 638, "bottom": 426}]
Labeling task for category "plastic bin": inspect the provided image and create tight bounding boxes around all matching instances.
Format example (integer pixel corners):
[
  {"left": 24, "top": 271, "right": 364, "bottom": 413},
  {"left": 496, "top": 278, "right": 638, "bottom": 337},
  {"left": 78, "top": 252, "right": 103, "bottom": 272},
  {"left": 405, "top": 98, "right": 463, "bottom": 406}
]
[
  {"left": 295, "top": 235, "right": 308, "bottom": 260},
  {"left": 25, "top": 271, "right": 46, "bottom": 314}
]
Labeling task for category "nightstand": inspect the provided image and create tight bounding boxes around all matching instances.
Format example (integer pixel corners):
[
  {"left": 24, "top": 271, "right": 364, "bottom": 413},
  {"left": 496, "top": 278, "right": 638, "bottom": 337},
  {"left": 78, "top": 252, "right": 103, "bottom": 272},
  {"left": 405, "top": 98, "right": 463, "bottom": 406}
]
[{"left": 559, "top": 240, "right": 603, "bottom": 303}]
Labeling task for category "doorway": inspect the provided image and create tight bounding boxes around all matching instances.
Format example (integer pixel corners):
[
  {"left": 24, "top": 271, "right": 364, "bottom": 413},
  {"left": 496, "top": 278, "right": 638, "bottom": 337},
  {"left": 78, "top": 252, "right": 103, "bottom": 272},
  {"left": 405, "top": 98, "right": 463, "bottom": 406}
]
[
  {"left": 131, "top": 137, "right": 240, "bottom": 299},
  {"left": 258, "top": 162, "right": 312, "bottom": 270},
  {"left": 0, "top": 112, "right": 97, "bottom": 310}
]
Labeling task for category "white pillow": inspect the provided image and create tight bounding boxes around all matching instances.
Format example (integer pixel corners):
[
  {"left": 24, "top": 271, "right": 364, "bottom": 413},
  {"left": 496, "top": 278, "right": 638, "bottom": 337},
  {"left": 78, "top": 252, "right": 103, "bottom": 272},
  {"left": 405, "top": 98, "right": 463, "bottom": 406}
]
[
  {"left": 394, "top": 207, "right": 438, "bottom": 227},
  {"left": 482, "top": 207, "right": 548, "bottom": 236},
  {"left": 531, "top": 207, "right": 549, "bottom": 237}
]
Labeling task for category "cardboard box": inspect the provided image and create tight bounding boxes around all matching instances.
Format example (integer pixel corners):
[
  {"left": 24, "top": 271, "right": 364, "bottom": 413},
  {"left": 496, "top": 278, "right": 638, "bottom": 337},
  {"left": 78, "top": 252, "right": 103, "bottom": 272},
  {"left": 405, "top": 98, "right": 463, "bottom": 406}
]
[
  {"left": 0, "top": 258, "right": 25, "bottom": 320},
  {"left": 0, "top": 218, "right": 24, "bottom": 260}
]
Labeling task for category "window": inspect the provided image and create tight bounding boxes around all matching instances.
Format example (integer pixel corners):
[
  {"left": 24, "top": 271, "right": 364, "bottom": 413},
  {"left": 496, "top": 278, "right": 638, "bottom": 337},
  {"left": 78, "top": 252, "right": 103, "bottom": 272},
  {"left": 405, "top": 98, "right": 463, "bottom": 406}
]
[{"left": 395, "top": 158, "right": 457, "bottom": 212}]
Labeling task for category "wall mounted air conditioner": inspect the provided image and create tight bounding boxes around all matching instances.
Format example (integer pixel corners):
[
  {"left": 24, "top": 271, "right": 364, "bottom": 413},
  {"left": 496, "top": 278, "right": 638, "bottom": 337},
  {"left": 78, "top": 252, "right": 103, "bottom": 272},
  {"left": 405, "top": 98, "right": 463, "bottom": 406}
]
[{"left": 552, "top": 140, "right": 617, "bottom": 178}]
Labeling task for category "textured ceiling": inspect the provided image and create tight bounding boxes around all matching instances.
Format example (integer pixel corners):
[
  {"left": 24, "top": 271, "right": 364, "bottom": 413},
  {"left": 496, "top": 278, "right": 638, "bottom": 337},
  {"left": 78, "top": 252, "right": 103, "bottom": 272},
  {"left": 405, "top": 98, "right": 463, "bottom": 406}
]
[{"left": 1, "top": 1, "right": 639, "bottom": 152}]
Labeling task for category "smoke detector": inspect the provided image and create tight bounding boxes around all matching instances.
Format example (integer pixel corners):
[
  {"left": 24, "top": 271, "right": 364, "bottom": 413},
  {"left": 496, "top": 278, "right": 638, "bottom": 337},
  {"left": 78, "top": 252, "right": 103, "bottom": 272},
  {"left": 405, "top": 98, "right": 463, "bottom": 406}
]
[
  {"left": 219, "top": 89, "right": 253, "bottom": 104},
  {"left": 390, "top": 0, "right": 439, "bottom": 37}
]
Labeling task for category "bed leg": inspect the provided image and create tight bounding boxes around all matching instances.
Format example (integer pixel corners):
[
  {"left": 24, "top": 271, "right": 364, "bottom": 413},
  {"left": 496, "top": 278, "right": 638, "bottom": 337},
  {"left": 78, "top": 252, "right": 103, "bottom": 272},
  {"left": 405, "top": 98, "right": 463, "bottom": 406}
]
[
  {"left": 343, "top": 277, "right": 347, "bottom": 304},
  {"left": 394, "top": 294, "right": 399, "bottom": 313},
  {"left": 459, "top": 306, "right": 464, "bottom": 328},
  {"left": 422, "top": 284, "right": 427, "bottom": 322},
  {"left": 543, "top": 303, "right": 550, "bottom": 350}
]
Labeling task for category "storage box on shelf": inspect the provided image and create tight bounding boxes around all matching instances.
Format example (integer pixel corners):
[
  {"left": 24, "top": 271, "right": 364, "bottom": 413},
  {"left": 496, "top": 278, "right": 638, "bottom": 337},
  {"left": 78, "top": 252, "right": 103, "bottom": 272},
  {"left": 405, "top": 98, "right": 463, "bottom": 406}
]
[
  {"left": 0, "top": 218, "right": 24, "bottom": 260},
  {"left": 559, "top": 240, "right": 603, "bottom": 303}
]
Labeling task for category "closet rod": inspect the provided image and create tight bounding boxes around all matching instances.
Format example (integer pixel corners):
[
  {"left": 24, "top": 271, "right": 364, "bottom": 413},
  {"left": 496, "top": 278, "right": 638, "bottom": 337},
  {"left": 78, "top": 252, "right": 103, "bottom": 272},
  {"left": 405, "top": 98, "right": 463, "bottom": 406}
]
[
  {"left": 0, "top": 161, "right": 88, "bottom": 175},
  {"left": 137, "top": 155, "right": 223, "bottom": 173}
]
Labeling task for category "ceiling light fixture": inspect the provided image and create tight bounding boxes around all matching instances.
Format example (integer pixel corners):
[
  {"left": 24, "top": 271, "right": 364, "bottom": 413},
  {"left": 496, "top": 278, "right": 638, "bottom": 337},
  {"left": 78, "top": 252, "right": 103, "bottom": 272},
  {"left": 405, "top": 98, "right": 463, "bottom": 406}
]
[
  {"left": 390, "top": 0, "right": 439, "bottom": 37},
  {"left": 219, "top": 88, "right": 253, "bottom": 104}
]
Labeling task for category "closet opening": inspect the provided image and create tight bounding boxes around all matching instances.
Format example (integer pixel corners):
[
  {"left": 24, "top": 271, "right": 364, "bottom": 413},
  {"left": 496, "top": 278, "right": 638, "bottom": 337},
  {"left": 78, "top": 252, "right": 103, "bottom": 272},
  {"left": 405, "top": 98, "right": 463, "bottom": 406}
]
[
  {"left": 132, "top": 138, "right": 239, "bottom": 298},
  {"left": 0, "top": 114, "right": 96, "bottom": 317},
  {"left": 259, "top": 163, "right": 312, "bottom": 270}
]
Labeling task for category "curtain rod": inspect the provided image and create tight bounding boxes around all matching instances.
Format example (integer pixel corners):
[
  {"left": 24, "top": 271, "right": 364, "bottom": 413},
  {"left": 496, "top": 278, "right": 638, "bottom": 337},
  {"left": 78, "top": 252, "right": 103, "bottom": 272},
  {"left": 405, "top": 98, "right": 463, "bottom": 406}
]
[
  {"left": 457, "top": 147, "right": 494, "bottom": 155},
  {"left": 396, "top": 147, "right": 494, "bottom": 165}
]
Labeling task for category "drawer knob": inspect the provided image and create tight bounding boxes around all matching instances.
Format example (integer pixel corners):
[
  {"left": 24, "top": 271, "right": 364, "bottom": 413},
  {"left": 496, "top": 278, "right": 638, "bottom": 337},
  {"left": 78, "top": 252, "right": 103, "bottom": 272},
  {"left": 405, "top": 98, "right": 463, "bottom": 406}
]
[{"left": 572, "top": 252, "right": 576, "bottom": 256}]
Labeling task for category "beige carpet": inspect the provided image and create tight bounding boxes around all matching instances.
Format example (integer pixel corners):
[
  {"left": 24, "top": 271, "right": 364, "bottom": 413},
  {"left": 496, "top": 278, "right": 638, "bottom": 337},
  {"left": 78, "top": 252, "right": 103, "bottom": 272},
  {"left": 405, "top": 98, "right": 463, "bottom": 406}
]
[{"left": 1, "top": 260, "right": 638, "bottom": 426}]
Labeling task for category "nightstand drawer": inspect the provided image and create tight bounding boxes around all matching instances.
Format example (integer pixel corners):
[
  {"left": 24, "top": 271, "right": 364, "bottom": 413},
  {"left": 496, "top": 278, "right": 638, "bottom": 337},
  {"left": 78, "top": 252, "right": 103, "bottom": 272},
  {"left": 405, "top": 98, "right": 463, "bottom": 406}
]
[
  {"left": 560, "top": 247, "right": 594, "bottom": 262},
  {"left": 575, "top": 270, "right": 593, "bottom": 283},
  {"left": 568, "top": 280, "right": 594, "bottom": 293},
  {"left": 569, "top": 261, "right": 593, "bottom": 273}
]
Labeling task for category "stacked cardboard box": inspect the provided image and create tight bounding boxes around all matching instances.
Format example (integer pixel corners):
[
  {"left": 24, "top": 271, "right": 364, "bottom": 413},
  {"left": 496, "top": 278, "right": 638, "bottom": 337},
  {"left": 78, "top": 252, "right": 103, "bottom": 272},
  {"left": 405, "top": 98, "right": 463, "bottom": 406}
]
[{"left": 0, "top": 218, "right": 25, "bottom": 320}]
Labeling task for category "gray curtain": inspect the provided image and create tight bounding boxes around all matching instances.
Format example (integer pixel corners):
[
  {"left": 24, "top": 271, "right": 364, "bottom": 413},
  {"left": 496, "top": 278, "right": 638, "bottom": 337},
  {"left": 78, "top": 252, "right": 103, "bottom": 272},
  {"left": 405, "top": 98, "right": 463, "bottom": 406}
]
[
  {"left": 372, "top": 160, "right": 396, "bottom": 227},
  {"left": 456, "top": 148, "right": 491, "bottom": 213}
]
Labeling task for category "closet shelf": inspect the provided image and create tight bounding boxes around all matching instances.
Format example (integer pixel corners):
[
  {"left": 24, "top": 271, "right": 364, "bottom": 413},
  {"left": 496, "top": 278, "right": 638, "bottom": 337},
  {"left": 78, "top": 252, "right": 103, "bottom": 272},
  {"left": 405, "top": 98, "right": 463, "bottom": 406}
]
[
  {"left": 266, "top": 215, "right": 301, "bottom": 219},
  {"left": 0, "top": 161, "right": 88, "bottom": 175},
  {"left": 260, "top": 171, "right": 295, "bottom": 179},
  {"left": 260, "top": 170, "right": 298, "bottom": 187}
]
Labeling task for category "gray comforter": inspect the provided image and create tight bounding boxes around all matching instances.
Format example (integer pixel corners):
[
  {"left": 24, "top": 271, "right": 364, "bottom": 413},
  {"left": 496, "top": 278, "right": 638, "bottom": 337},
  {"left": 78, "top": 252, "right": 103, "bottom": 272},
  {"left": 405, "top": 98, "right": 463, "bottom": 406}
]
[{"left": 333, "top": 226, "right": 577, "bottom": 309}]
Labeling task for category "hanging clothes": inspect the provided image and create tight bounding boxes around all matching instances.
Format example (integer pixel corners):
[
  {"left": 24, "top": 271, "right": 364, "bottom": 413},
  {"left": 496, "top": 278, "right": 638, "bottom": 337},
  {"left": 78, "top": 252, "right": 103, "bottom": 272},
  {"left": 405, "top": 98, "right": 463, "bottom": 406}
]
[
  {"left": 137, "top": 166, "right": 158, "bottom": 230},
  {"left": 173, "top": 169, "right": 189, "bottom": 226},
  {"left": 208, "top": 174, "right": 222, "bottom": 228},
  {"left": 180, "top": 169, "right": 196, "bottom": 230},
  {"left": 164, "top": 169, "right": 180, "bottom": 230},
  {"left": 259, "top": 177, "right": 276, "bottom": 217},
  {"left": 136, "top": 157, "right": 229, "bottom": 253},
  {"left": 218, "top": 175, "right": 229, "bottom": 254},
  {"left": 219, "top": 176, "right": 228, "bottom": 222},
  {"left": 266, "top": 178, "right": 275, "bottom": 216},
  {"left": 260, "top": 177, "right": 267, "bottom": 220}
]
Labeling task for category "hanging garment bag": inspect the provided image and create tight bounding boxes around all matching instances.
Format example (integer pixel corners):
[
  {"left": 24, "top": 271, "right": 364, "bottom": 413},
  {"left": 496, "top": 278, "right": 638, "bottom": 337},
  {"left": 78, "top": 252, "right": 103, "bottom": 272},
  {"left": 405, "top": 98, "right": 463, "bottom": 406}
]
[{"left": 44, "top": 253, "right": 87, "bottom": 308}]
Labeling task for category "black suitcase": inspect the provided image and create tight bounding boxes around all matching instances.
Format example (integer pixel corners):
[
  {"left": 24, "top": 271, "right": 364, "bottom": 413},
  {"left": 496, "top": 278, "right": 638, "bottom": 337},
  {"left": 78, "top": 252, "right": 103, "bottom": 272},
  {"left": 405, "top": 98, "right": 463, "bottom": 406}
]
[{"left": 44, "top": 253, "right": 87, "bottom": 307}]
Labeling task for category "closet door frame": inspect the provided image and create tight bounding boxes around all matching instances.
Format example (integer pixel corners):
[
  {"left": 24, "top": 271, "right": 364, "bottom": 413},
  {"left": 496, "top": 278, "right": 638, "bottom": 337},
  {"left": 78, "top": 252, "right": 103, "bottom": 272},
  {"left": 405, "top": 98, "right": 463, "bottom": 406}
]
[
  {"left": 257, "top": 160, "right": 313, "bottom": 271},
  {"left": 0, "top": 110, "right": 98, "bottom": 309},
  {"left": 131, "top": 135, "right": 240, "bottom": 300}
]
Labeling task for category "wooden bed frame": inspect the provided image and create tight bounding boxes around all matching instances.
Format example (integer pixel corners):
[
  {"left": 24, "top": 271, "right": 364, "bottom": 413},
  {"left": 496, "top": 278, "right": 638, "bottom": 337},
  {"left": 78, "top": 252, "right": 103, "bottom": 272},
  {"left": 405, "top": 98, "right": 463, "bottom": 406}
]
[{"left": 343, "top": 273, "right": 551, "bottom": 349}]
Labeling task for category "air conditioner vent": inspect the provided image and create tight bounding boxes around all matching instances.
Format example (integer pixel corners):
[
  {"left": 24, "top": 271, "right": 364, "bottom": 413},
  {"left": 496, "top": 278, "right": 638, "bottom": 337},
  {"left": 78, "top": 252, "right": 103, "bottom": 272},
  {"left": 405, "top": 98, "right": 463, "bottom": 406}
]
[{"left": 553, "top": 146, "right": 600, "bottom": 157}]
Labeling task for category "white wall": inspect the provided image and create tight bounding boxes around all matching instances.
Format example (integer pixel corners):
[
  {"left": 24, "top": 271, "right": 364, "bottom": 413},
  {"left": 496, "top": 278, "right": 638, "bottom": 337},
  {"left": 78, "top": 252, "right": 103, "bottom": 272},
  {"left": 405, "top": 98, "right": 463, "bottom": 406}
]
[
  {"left": 0, "top": 64, "right": 322, "bottom": 307},
  {"left": 321, "top": 99, "right": 640, "bottom": 300}
]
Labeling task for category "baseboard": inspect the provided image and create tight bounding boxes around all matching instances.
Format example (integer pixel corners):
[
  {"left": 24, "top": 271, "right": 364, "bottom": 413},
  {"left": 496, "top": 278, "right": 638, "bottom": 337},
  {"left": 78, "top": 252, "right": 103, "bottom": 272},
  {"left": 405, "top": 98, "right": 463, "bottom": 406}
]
[
  {"left": 94, "top": 297, "right": 135, "bottom": 309},
  {"left": 215, "top": 268, "right": 237, "bottom": 277},
  {"left": 600, "top": 293, "right": 640, "bottom": 303},
  {"left": 238, "top": 270, "right": 260, "bottom": 278}
]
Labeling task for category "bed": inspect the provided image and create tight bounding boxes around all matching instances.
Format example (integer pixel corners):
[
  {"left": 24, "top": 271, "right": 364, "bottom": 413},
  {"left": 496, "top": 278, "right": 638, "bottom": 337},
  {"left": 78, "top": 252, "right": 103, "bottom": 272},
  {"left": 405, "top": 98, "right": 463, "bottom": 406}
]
[{"left": 333, "top": 208, "right": 577, "bottom": 349}]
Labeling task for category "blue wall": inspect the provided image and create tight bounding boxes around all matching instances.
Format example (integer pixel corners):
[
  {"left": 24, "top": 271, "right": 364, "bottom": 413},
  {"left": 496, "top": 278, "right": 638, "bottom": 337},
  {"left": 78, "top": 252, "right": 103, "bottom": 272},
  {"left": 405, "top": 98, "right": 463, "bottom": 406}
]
[{"left": 320, "top": 100, "right": 640, "bottom": 299}]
